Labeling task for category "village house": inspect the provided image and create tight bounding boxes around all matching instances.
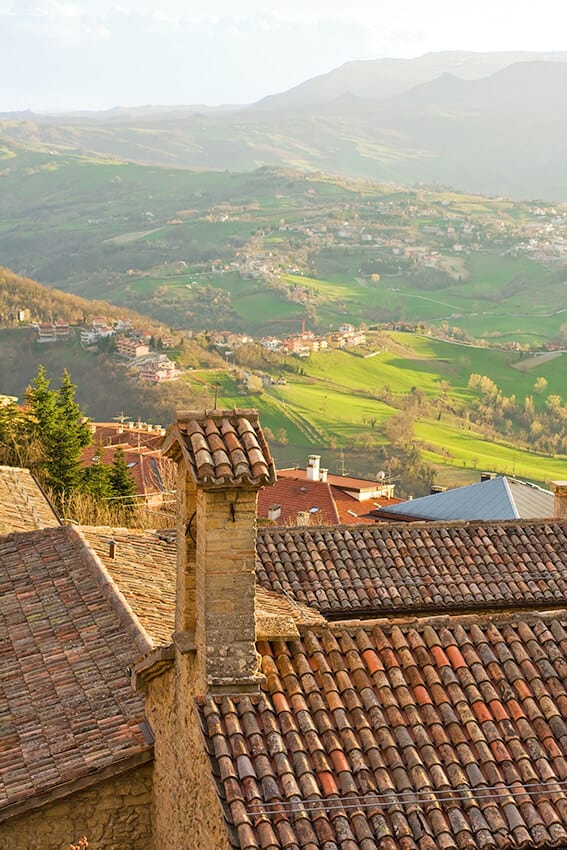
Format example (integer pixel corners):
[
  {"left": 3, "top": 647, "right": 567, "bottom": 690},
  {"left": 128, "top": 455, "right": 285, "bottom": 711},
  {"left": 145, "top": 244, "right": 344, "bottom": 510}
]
[
  {"left": 138, "top": 356, "right": 180, "bottom": 383},
  {"left": 116, "top": 336, "right": 151, "bottom": 359},
  {"left": 5, "top": 414, "right": 567, "bottom": 849},
  {"left": 263, "top": 454, "right": 400, "bottom": 525}
]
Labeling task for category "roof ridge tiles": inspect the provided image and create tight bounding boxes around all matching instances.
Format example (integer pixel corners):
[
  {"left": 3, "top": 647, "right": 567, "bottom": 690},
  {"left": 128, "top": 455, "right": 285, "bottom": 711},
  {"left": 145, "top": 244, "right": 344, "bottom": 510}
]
[{"left": 163, "top": 409, "right": 276, "bottom": 489}]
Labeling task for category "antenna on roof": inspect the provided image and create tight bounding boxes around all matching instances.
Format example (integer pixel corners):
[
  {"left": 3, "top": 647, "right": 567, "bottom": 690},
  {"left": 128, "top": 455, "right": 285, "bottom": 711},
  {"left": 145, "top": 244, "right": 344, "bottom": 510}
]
[
  {"left": 112, "top": 412, "right": 131, "bottom": 424},
  {"left": 376, "top": 470, "right": 386, "bottom": 481}
]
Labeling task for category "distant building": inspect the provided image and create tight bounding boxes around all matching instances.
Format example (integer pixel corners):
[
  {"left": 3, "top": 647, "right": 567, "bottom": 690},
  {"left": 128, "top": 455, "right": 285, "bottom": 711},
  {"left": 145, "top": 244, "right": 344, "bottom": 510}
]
[
  {"left": 117, "top": 337, "right": 150, "bottom": 359},
  {"left": 372, "top": 473, "right": 554, "bottom": 522}
]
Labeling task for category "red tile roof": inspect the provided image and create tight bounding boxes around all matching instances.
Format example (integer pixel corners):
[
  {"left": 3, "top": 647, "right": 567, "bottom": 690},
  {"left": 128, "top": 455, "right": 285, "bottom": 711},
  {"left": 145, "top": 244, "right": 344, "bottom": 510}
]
[
  {"left": 256, "top": 520, "right": 567, "bottom": 618},
  {"left": 201, "top": 612, "right": 567, "bottom": 850},
  {"left": 0, "top": 525, "right": 151, "bottom": 814},
  {"left": 331, "top": 486, "right": 397, "bottom": 525},
  {"left": 89, "top": 422, "right": 164, "bottom": 452},
  {"left": 162, "top": 409, "right": 276, "bottom": 489},
  {"left": 0, "top": 466, "right": 59, "bottom": 533},
  {"left": 258, "top": 477, "right": 340, "bottom": 525},
  {"left": 278, "top": 467, "right": 386, "bottom": 493}
]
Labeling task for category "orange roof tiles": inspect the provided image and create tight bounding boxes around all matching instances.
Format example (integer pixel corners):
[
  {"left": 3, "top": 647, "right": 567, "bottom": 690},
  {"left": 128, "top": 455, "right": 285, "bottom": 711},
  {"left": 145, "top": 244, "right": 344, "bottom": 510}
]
[
  {"left": 0, "top": 525, "right": 151, "bottom": 814},
  {"left": 200, "top": 612, "right": 567, "bottom": 850},
  {"left": 163, "top": 409, "right": 276, "bottom": 489},
  {"left": 258, "top": 477, "right": 340, "bottom": 525},
  {"left": 89, "top": 422, "right": 164, "bottom": 451},
  {"left": 0, "top": 466, "right": 59, "bottom": 533},
  {"left": 256, "top": 520, "right": 567, "bottom": 617},
  {"left": 331, "top": 486, "right": 383, "bottom": 525}
]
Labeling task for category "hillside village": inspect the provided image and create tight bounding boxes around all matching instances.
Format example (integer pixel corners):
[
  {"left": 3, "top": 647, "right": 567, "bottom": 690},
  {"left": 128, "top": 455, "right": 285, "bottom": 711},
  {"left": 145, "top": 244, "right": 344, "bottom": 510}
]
[
  {"left": 5, "top": 409, "right": 567, "bottom": 850},
  {"left": 5, "top": 44, "right": 567, "bottom": 850}
]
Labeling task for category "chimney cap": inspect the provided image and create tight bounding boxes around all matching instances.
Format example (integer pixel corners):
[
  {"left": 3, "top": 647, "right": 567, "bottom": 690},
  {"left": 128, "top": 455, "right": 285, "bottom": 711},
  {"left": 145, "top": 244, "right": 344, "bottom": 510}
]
[{"left": 162, "top": 408, "right": 276, "bottom": 490}]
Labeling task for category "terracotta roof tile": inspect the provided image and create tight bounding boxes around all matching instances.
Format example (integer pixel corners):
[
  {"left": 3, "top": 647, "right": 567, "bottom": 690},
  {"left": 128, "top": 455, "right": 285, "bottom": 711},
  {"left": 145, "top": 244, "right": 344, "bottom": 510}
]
[
  {"left": 201, "top": 612, "right": 567, "bottom": 850},
  {"left": 89, "top": 422, "right": 165, "bottom": 451},
  {"left": 258, "top": 478, "right": 340, "bottom": 526},
  {"left": 256, "top": 520, "right": 567, "bottom": 617},
  {"left": 0, "top": 526, "right": 150, "bottom": 813},
  {"left": 0, "top": 466, "right": 59, "bottom": 533},
  {"left": 162, "top": 409, "right": 276, "bottom": 489},
  {"left": 79, "top": 526, "right": 176, "bottom": 647}
]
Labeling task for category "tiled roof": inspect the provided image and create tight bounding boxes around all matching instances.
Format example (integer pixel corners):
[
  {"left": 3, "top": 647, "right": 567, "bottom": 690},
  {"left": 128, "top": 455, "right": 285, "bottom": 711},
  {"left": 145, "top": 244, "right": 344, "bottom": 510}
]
[
  {"left": 89, "top": 422, "right": 165, "bottom": 452},
  {"left": 0, "top": 466, "right": 59, "bottom": 533},
  {"left": 331, "top": 487, "right": 398, "bottom": 526},
  {"left": 278, "top": 468, "right": 386, "bottom": 494},
  {"left": 0, "top": 525, "right": 151, "bottom": 813},
  {"left": 376, "top": 477, "right": 553, "bottom": 523},
  {"left": 255, "top": 520, "right": 567, "bottom": 617},
  {"left": 81, "top": 445, "right": 175, "bottom": 498},
  {"left": 80, "top": 526, "right": 176, "bottom": 647},
  {"left": 162, "top": 409, "right": 277, "bottom": 489},
  {"left": 258, "top": 477, "right": 340, "bottom": 526},
  {"left": 201, "top": 612, "right": 567, "bottom": 850}
]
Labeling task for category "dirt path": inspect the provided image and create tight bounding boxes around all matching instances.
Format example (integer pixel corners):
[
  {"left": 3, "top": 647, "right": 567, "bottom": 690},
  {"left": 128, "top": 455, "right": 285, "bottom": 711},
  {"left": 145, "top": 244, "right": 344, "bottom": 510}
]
[{"left": 512, "top": 350, "right": 566, "bottom": 371}]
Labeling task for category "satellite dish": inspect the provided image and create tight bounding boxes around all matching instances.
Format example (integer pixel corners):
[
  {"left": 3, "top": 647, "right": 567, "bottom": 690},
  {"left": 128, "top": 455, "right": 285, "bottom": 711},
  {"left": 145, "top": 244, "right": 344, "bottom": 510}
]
[{"left": 376, "top": 470, "right": 386, "bottom": 481}]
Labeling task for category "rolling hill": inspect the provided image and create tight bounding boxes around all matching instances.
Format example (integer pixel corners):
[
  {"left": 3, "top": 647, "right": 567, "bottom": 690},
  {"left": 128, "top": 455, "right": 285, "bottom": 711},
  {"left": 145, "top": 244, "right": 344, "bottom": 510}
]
[{"left": 2, "top": 52, "right": 567, "bottom": 198}]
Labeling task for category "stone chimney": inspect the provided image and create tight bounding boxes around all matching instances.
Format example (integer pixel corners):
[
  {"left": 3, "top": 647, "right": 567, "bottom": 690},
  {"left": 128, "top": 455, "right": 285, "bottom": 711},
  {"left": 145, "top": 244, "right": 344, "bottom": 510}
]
[
  {"left": 552, "top": 481, "right": 567, "bottom": 519},
  {"left": 162, "top": 409, "right": 276, "bottom": 695},
  {"left": 306, "top": 454, "right": 321, "bottom": 482},
  {"left": 319, "top": 468, "right": 328, "bottom": 483}
]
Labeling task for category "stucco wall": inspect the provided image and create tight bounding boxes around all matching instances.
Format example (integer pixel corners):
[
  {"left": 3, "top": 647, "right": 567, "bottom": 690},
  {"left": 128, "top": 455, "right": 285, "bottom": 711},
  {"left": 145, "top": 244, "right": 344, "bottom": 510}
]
[
  {"left": 0, "top": 763, "right": 153, "bottom": 850},
  {"left": 146, "top": 661, "right": 232, "bottom": 850}
]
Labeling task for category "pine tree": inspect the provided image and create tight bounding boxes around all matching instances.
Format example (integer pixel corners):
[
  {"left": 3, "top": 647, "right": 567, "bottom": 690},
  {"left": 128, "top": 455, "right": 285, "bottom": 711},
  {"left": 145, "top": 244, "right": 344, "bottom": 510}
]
[
  {"left": 26, "top": 367, "right": 91, "bottom": 507},
  {"left": 26, "top": 365, "right": 56, "bottom": 440},
  {"left": 83, "top": 444, "right": 113, "bottom": 500},
  {"left": 109, "top": 447, "right": 136, "bottom": 513}
]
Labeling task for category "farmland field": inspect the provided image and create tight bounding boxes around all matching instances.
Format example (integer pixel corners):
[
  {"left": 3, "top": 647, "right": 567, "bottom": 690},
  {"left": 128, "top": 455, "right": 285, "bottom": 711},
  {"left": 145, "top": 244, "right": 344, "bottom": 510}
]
[{"left": 179, "top": 333, "right": 567, "bottom": 487}]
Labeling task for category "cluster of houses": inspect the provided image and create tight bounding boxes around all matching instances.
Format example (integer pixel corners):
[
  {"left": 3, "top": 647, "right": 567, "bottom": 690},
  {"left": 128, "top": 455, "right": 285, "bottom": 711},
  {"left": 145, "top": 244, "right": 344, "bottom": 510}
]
[
  {"left": 6, "top": 408, "right": 567, "bottom": 850},
  {"left": 31, "top": 315, "right": 180, "bottom": 384},
  {"left": 210, "top": 324, "right": 367, "bottom": 360}
]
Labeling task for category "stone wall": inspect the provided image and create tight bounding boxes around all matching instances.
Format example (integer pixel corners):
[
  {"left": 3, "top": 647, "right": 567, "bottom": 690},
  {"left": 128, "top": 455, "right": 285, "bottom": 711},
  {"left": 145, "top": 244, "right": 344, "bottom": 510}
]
[
  {"left": 196, "top": 486, "right": 259, "bottom": 692},
  {"left": 146, "top": 661, "right": 232, "bottom": 850},
  {"left": 0, "top": 764, "right": 153, "bottom": 850}
]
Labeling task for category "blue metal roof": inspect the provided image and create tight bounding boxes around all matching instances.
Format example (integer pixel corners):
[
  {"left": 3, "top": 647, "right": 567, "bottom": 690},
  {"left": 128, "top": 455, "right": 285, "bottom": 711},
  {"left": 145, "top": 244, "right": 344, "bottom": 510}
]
[{"left": 379, "top": 476, "right": 553, "bottom": 521}]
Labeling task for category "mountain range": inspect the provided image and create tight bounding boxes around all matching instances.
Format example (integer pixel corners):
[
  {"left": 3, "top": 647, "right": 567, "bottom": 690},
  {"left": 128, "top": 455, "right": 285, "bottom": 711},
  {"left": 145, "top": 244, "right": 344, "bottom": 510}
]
[{"left": 2, "top": 51, "right": 567, "bottom": 199}]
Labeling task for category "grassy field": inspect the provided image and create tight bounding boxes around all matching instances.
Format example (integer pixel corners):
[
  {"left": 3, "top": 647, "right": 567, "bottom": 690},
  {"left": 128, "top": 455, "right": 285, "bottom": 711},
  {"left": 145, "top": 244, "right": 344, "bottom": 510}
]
[{"left": 191, "top": 333, "right": 567, "bottom": 486}]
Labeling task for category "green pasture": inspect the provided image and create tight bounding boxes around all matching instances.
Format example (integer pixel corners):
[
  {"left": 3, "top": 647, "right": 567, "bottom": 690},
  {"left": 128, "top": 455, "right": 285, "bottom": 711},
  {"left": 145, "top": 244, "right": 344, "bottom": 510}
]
[
  {"left": 415, "top": 418, "right": 567, "bottom": 486},
  {"left": 203, "top": 335, "right": 567, "bottom": 486},
  {"left": 392, "top": 333, "right": 567, "bottom": 404}
]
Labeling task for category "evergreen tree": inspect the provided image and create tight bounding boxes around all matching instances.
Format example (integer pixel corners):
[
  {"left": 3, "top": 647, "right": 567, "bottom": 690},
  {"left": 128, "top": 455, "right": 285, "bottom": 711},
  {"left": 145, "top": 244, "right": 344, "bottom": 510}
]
[
  {"left": 26, "top": 365, "right": 57, "bottom": 442},
  {"left": 83, "top": 444, "right": 113, "bottom": 500},
  {"left": 109, "top": 447, "right": 136, "bottom": 513},
  {"left": 26, "top": 367, "right": 91, "bottom": 507}
]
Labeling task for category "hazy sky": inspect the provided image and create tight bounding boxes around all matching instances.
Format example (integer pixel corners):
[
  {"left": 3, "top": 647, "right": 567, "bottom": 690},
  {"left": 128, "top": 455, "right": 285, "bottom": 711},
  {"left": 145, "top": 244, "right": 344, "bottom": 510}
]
[{"left": 1, "top": 0, "right": 565, "bottom": 111}]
